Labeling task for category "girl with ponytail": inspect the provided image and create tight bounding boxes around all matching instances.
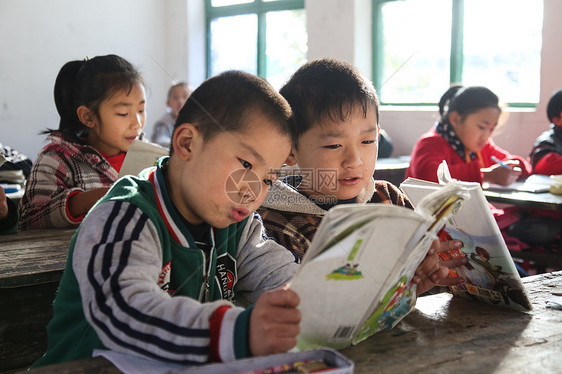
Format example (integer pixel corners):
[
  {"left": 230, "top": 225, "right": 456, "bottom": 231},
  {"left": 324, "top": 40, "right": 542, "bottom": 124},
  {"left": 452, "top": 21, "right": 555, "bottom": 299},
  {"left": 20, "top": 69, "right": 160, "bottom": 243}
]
[
  {"left": 20, "top": 54, "right": 146, "bottom": 229},
  {"left": 405, "top": 85, "right": 531, "bottom": 184}
]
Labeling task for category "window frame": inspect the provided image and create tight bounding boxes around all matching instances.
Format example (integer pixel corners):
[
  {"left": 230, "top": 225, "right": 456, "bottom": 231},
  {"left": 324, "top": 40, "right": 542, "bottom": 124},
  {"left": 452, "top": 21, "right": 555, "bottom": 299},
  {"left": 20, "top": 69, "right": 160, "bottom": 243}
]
[
  {"left": 372, "top": 0, "right": 539, "bottom": 108},
  {"left": 205, "top": 0, "right": 305, "bottom": 79}
]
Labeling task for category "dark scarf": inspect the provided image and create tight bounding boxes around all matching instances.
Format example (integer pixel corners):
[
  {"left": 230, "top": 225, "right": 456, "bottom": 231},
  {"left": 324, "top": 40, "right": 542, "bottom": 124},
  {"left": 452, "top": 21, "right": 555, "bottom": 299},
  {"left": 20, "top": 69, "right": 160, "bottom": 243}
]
[{"left": 435, "top": 121, "right": 477, "bottom": 161}]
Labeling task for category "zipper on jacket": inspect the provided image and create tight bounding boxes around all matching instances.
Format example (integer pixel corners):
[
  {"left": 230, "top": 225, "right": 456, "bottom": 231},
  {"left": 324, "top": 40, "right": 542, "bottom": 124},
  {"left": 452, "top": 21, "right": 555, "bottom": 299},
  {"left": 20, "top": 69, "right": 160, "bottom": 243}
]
[
  {"left": 197, "top": 228, "right": 216, "bottom": 302},
  {"left": 198, "top": 245, "right": 215, "bottom": 302}
]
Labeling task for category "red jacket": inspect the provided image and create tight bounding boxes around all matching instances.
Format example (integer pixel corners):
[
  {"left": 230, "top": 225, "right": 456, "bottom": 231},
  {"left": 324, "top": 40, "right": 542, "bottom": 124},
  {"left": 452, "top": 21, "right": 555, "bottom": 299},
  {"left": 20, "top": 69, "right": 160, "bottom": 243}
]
[{"left": 405, "top": 127, "right": 531, "bottom": 184}]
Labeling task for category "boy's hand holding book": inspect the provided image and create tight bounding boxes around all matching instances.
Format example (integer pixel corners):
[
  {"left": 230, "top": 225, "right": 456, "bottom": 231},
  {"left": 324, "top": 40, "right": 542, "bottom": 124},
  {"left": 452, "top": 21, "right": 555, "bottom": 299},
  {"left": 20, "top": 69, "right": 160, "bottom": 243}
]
[
  {"left": 413, "top": 238, "right": 468, "bottom": 293},
  {"left": 249, "top": 287, "right": 301, "bottom": 356}
]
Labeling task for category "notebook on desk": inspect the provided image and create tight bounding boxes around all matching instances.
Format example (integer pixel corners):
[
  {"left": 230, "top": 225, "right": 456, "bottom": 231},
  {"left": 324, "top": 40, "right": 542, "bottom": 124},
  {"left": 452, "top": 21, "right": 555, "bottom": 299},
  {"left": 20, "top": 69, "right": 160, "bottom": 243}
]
[{"left": 483, "top": 174, "right": 551, "bottom": 193}]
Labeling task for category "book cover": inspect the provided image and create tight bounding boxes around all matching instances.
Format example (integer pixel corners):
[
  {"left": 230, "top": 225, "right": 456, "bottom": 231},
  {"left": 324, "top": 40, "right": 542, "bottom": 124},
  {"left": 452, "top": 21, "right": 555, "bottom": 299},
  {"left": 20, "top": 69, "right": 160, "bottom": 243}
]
[
  {"left": 118, "top": 140, "right": 169, "bottom": 178},
  {"left": 288, "top": 182, "right": 469, "bottom": 350}
]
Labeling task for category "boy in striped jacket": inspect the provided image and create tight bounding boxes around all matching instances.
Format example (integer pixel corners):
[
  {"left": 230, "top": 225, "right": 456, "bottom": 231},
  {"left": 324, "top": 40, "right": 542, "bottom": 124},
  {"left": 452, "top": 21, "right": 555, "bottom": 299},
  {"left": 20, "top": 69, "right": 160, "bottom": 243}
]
[{"left": 33, "top": 71, "right": 300, "bottom": 367}]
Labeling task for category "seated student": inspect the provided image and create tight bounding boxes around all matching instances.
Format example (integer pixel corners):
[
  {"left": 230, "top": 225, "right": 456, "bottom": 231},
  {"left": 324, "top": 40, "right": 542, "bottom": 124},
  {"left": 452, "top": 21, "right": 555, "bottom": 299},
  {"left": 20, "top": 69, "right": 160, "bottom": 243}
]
[
  {"left": 32, "top": 71, "right": 302, "bottom": 368},
  {"left": 405, "top": 85, "right": 531, "bottom": 185},
  {"left": 19, "top": 54, "right": 147, "bottom": 230},
  {"left": 529, "top": 88, "right": 562, "bottom": 175},
  {"left": 378, "top": 128, "right": 394, "bottom": 158},
  {"left": 406, "top": 85, "right": 534, "bottom": 276},
  {"left": 509, "top": 88, "right": 562, "bottom": 253},
  {"left": 150, "top": 82, "right": 193, "bottom": 147},
  {"left": 258, "top": 58, "right": 465, "bottom": 289},
  {"left": 0, "top": 187, "right": 18, "bottom": 234}
]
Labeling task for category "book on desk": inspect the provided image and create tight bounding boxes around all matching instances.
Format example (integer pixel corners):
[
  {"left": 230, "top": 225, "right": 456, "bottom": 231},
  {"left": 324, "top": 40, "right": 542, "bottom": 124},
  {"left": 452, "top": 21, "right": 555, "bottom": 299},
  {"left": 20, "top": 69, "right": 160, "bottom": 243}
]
[{"left": 400, "top": 161, "right": 532, "bottom": 312}]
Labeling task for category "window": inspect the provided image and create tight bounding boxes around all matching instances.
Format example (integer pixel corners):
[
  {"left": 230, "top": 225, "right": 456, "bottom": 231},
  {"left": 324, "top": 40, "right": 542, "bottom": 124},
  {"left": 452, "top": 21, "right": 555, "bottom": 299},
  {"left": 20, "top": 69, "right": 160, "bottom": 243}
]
[
  {"left": 372, "top": 0, "right": 543, "bottom": 106},
  {"left": 206, "top": 0, "right": 307, "bottom": 90}
]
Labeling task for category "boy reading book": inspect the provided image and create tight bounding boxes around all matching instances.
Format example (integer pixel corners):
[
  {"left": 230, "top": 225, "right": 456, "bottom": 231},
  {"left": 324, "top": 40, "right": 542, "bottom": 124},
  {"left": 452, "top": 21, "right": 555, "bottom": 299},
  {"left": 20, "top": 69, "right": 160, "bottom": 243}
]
[
  {"left": 32, "top": 71, "right": 301, "bottom": 367},
  {"left": 258, "top": 58, "right": 466, "bottom": 293}
]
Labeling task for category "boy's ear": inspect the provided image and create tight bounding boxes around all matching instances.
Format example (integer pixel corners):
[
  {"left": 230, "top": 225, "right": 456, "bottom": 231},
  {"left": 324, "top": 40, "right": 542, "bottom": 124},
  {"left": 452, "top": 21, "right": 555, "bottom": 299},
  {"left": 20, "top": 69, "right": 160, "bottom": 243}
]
[
  {"left": 172, "top": 123, "right": 199, "bottom": 161},
  {"left": 553, "top": 114, "right": 562, "bottom": 127},
  {"left": 285, "top": 149, "right": 297, "bottom": 166},
  {"left": 76, "top": 106, "right": 96, "bottom": 128}
]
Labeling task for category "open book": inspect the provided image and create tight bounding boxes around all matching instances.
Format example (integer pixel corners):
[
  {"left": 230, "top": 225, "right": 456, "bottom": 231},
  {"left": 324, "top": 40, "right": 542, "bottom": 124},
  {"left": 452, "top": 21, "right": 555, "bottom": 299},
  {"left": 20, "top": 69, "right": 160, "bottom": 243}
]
[
  {"left": 118, "top": 140, "right": 169, "bottom": 178},
  {"left": 400, "top": 162, "right": 532, "bottom": 313},
  {"left": 288, "top": 180, "right": 470, "bottom": 350}
]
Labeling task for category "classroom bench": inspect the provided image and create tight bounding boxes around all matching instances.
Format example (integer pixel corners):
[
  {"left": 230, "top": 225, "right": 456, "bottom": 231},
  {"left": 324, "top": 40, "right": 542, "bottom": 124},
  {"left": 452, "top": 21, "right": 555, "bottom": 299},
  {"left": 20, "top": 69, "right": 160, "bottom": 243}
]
[{"left": 0, "top": 229, "right": 76, "bottom": 372}]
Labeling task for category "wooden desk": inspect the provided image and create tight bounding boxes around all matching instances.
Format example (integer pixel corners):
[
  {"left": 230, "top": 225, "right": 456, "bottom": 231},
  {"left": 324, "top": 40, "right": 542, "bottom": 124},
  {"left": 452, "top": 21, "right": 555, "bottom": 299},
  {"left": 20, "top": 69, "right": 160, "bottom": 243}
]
[
  {"left": 341, "top": 271, "right": 562, "bottom": 373},
  {"left": 18, "top": 271, "right": 562, "bottom": 374},
  {"left": 0, "top": 229, "right": 75, "bottom": 372},
  {"left": 484, "top": 189, "right": 562, "bottom": 211},
  {"left": 374, "top": 156, "right": 410, "bottom": 186},
  {"left": 483, "top": 189, "right": 562, "bottom": 271}
]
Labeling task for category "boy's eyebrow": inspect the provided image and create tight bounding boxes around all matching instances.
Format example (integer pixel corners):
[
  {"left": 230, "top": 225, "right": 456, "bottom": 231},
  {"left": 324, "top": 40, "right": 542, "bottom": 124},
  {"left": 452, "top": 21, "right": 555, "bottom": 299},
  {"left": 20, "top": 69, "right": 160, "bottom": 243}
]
[
  {"left": 319, "top": 126, "right": 379, "bottom": 139},
  {"left": 240, "top": 141, "right": 265, "bottom": 165}
]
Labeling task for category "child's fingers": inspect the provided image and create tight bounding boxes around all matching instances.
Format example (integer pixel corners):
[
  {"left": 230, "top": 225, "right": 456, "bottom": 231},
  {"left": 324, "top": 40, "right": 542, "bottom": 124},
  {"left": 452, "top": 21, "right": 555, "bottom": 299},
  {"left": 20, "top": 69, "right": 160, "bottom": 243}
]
[
  {"left": 437, "top": 273, "right": 466, "bottom": 286},
  {"left": 263, "top": 287, "right": 300, "bottom": 308},
  {"left": 255, "top": 305, "right": 301, "bottom": 324},
  {"left": 429, "top": 266, "right": 450, "bottom": 283},
  {"left": 250, "top": 290, "right": 301, "bottom": 356},
  {"left": 433, "top": 239, "right": 464, "bottom": 254},
  {"left": 439, "top": 256, "right": 467, "bottom": 269}
]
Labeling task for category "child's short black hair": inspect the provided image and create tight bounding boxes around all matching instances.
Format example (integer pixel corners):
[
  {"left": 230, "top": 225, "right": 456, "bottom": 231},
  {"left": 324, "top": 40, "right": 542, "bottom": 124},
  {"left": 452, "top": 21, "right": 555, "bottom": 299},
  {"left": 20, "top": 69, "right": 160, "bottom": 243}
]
[
  {"left": 547, "top": 88, "right": 562, "bottom": 123},
  {"left": 172, "top": 70, "right": 292, "bottom": 151},
  {"left": 279, "top": 58, "right": 379, "bottom": 149}
]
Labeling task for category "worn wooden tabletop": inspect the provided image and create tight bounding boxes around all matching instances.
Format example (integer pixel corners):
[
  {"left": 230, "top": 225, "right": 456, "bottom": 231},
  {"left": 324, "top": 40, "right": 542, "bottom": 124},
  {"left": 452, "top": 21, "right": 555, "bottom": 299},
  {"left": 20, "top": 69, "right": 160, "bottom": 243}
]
[
  {"left": 13, "top": 271, "right": 562, "bottom": 374},
  {"left": 0, "top": 228, "right": 77, "bottom": 372},
  {"left": 341, "top": 271, "right": 562, "bottom": 373},
  {"left": 0, "top": 228, "right": 76, "bottom": 288}
]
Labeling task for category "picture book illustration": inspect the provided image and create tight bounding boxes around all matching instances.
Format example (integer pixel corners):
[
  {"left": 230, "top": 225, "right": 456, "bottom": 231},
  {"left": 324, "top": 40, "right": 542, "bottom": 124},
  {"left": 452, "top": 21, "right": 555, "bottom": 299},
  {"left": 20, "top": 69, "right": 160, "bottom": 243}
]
[
  {"left": 354, "top": 275, "right": 416, "bottom": 344},
  {"left": 400, "top": 161, "right": 532, "bottom": 312},
  {"left": 288, "top": 181, "right": 470, "bottom": 350},
  {"left": 326, "top": 239, "right": 364, "bottom": 280}
]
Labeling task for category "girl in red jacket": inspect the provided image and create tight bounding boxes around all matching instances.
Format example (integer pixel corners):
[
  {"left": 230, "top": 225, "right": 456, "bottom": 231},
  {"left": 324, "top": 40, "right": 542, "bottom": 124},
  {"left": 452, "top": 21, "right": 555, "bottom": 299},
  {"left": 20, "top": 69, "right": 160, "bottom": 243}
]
[{"left": 405, "top": 85, "right": 531, "bottom": 185}]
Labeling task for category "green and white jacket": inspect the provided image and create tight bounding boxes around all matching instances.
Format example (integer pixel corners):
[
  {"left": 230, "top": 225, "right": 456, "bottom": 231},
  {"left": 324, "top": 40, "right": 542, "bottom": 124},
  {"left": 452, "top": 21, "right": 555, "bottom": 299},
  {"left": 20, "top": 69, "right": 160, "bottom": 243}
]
[{"left": 34, "top": 157, "right": 297, "bottom": 367}]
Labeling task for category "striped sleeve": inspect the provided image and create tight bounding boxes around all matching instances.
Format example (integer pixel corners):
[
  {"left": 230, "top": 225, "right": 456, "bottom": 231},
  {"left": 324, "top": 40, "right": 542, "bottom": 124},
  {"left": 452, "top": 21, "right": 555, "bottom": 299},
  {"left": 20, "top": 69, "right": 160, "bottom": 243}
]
[
  {"left": 73, "top": 200, "right": 242, "bottom": 364},
  {"left": 234, "top": 213, "right": 298, "bottom": 307}
]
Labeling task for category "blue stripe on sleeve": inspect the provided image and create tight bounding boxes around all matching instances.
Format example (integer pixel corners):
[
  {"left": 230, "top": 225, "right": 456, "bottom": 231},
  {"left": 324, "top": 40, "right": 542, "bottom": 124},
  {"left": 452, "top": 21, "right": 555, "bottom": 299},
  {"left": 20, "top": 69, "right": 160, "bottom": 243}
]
[{"left": 86, "top": 201, "right": 211, "bottom": 362}]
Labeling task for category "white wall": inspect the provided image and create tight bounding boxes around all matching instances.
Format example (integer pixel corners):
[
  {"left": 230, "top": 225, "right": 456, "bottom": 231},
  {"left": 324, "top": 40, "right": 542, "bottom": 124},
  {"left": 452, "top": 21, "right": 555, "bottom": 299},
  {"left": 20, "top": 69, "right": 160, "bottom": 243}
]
[
  {"left": 0, "top": 0, "right": 202, "bottom": 161},
  {"left": 1, "top": 0, "right": 560, "bottom": 161}
]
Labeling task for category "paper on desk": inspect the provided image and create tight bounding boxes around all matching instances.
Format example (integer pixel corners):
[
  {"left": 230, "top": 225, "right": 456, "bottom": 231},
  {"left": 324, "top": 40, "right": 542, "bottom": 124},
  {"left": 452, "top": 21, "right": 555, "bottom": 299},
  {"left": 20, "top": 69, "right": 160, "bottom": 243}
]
[
  {"left": 546, "top": 294, "right": 562, "bottom": 310},
  {"left": 483, "top": 174, "right": 551, "bottom": 193},
  {"left": 93, "top": 349, "right": 184, "bottom": 374}
]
